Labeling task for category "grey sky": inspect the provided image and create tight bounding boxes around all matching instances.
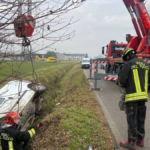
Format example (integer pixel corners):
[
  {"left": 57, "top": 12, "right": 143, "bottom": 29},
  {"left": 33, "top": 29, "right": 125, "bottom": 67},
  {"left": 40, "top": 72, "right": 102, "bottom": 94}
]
[{"left": 40, "top": 0, "right": 150, "bottom": 58}]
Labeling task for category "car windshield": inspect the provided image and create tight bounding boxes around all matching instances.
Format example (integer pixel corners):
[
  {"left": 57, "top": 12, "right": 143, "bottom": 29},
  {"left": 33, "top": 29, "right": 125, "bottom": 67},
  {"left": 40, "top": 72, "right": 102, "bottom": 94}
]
[
  {"left": 0, "top": 98, "right": 5, "bottom": 105},
  {"left": 115, "top": 46, "right": 126, "bottom": 51},
  {"left": 82, "top": 60, "right": 90, "bottom": 62}
]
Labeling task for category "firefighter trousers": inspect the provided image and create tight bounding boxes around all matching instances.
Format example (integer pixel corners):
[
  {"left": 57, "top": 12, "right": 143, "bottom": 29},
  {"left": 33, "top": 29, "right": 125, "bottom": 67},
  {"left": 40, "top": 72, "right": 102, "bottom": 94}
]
[{"left": 126, "top": 101, "right": 146, "bottom": 142}]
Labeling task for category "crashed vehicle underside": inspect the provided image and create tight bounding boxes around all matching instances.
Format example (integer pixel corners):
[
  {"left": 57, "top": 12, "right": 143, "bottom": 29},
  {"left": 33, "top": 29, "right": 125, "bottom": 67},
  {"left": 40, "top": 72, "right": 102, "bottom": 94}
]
[{"left": 0, "top": 80, "right": 46, "bottom": 130}]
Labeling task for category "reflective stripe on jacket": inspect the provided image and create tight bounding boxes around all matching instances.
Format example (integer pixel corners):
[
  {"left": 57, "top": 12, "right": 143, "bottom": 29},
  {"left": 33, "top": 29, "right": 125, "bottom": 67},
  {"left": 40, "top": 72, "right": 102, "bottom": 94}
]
[{"left": 118, "top": 57, "right": 149, "bottom": 103}]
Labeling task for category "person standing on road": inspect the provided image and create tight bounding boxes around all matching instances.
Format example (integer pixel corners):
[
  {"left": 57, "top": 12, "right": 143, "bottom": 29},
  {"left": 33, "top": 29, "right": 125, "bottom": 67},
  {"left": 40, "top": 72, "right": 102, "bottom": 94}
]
[
  {"left": 118, "top": 48, "right": 149, "bottom": 150},
  {"left": 0, "top": 112, "right": 42, "bottom": 150}
]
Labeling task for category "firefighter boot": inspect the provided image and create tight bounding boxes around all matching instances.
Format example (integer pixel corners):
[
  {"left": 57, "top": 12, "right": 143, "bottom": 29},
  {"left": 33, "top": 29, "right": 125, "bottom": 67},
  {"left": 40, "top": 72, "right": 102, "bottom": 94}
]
[
  {"left": 137, "top": 135, "right": 144, "bottom": 147},
  {"left": 120, "top": 104, "right": 137, "bottom": 150},
  {"left": 120, "top": 133, "right": 136, "bottom": 150},
  {"left": 137, "top": 106, "right": 146, "bottom": 147}
]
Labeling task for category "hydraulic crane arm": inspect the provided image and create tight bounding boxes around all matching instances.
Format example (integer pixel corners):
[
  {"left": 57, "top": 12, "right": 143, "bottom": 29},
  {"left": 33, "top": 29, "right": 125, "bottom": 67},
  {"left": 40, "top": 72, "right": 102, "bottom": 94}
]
[
  {"left": 123, "top": 0, "right": 150, "bottom": 37},
  {"left": 123, "top": 0, "right": 150, "bottom": 54}
]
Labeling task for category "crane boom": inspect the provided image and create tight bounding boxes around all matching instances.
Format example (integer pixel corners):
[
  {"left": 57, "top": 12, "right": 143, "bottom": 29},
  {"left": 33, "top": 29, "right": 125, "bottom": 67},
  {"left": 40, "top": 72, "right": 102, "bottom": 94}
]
[{"left": 123, "top": 0, "right": 150, "bottom": 55}]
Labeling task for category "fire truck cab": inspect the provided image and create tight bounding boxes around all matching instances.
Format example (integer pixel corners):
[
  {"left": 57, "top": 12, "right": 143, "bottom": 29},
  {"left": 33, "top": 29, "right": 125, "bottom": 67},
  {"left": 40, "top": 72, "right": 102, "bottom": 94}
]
[{"left": 102, "top": 40, "right": 127, "bottom": 73}]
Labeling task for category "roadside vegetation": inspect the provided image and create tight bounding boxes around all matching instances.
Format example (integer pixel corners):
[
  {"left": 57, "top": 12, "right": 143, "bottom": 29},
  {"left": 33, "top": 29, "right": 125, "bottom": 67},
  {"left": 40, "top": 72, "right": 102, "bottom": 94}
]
[
  {"left": 0, "top": 61, "right": 115, "bottom": 149},
  {"left": 27, "top": 62, "right": 115, "bottom": 150},
  {"left": 0, "top": 61, "right": 77, "bottom": 84}
]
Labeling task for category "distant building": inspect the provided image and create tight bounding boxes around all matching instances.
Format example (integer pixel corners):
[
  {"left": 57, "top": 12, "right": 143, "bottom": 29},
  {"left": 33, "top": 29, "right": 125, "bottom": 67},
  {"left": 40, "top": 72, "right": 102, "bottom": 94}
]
[
  {"left": 24, "top": 52, "right": 36, "bottom": 61},
  {"left": 56, "top": 53, "right": 86, "bottom": 60},
  {"left": 0, "top": 53, "right": 24, "bottom": 61},
  {"left": 56, "top": 53, "right": 70, "bottom": 60},
  {"left": 23, "top": 52, "right": 87, "bottom": 61},
  {"left": 68, "top": 53, "right": 85, "bottom": 60}
]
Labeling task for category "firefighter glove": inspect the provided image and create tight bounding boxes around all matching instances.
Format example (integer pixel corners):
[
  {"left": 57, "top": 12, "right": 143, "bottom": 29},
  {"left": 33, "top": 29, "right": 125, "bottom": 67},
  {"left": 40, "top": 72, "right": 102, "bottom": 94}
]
[{"left": 37, "top": 123, "right": 43, "bottom": 128}]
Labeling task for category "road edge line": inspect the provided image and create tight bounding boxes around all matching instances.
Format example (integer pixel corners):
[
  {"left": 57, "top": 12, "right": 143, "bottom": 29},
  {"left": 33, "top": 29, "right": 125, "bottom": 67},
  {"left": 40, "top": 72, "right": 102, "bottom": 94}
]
[{"left": 94, "top": 91, "right": 124, "bottom": 145}]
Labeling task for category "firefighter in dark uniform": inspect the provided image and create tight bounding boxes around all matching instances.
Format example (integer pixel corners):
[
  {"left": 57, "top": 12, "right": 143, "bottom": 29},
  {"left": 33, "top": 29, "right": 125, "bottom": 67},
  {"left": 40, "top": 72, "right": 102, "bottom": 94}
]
[
  {"left": 118, "top": 48, "right": 149, "bottom": 150},
  {"left": 0, "top": 112, "right": 42, "bottom": 150}
]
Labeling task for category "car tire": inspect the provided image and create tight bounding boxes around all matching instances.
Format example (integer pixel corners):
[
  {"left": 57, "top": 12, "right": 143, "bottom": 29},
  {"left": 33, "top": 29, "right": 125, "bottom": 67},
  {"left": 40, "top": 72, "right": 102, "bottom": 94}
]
[{"left": 28, "top": 83, "right": 46, "bottom": 92}]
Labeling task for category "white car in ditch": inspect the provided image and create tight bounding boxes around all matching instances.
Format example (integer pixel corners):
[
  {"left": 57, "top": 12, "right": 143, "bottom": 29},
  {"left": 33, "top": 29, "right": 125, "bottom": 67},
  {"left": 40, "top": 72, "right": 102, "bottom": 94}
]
[{"left": 0, "top": 80, "right": 46, "bottom": 130}]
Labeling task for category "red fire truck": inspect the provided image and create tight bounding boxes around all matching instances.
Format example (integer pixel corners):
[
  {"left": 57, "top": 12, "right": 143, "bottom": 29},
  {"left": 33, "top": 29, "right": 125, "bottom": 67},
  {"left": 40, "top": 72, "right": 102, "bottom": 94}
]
[
  {"left": 101, "top": 0, "right": 150, "bottom": 75},
  {"left": 102, "top": 40, "right": 127, "bottom": 74}
]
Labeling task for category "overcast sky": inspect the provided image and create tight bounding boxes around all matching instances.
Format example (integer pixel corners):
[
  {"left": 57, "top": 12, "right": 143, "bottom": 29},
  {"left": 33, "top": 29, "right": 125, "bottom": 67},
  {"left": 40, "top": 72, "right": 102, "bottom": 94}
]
[{"left": 40, "top": 0, "right": 150, "bottom": 58}]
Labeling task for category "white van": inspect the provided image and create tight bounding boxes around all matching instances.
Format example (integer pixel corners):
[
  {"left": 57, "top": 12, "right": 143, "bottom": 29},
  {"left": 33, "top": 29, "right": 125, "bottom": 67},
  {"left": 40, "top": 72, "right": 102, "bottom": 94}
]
[{"left": 81, "top": 58, "right": 91, "bottom": 69}]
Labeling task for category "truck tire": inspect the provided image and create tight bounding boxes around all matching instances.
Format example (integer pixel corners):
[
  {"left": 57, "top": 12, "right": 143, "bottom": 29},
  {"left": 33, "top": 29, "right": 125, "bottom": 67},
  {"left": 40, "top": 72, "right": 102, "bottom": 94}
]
[
  {"left": 105, "top": 65, "right": 109, "bottom": 73},
  {"left": 109, "top": 65, "right": 114, "bottom": 73},
  {"left": 115, "top": 66, "right": 120, "bottom": 73}
]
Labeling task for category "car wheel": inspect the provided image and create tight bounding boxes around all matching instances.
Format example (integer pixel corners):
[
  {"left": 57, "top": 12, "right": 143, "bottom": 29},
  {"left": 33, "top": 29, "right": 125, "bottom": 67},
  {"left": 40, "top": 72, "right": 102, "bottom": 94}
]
[{"left": 28, "top": 83, "right": 46, "bottom": 92}]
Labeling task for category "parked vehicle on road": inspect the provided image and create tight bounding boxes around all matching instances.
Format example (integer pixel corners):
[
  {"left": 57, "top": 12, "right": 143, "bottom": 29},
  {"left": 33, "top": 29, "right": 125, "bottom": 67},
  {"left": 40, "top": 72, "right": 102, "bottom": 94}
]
[
  {"left": 0, "top": 80, "right": 46, "bottom": 130},
  {"left": 81, "top": 58, "right": 91, "bottom": 69}
]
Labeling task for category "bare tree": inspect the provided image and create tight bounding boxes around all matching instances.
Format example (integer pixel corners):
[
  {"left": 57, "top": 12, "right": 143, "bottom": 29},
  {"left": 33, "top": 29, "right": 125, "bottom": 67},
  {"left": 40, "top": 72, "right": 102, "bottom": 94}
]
[{"left": 0, "top": 0, "right": 86, "bottom": 83}]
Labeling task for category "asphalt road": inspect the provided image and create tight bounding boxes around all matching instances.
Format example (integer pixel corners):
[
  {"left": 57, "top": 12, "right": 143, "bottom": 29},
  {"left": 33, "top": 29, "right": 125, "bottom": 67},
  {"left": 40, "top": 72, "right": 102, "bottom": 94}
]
[{"left": 83, "top": 67, "right": 150, "bottom": 150}]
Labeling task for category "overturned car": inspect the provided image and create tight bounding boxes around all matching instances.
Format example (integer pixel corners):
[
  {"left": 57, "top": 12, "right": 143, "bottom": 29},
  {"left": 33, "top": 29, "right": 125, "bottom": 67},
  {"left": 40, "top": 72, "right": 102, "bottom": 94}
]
[{"left": 0, "top": 80, "right": 46, "bottom": 130}]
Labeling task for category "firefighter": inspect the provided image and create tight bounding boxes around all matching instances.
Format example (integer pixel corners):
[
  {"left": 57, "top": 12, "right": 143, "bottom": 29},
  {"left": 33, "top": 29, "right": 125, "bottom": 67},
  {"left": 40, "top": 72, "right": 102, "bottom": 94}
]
[
  {"left": 0, "top": 112, "right": 42, "bottom": 150},
  {"left": 118, "top": 48, "right": 149, "bottom": 150}
]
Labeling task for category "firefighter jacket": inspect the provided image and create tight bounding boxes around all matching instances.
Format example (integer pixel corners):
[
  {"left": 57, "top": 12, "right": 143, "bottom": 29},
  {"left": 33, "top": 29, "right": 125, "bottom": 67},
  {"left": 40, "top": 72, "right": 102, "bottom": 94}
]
[
  {"left": 0, "top": 125, "right": 36, "bottom": 150},
  {"left": 118, "top": 57, "right": 149, "bottom": 103}
]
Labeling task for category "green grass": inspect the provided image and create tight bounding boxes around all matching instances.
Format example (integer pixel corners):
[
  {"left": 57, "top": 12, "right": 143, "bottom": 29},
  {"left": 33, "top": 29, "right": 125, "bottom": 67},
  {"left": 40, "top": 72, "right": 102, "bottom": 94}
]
[
  {"left": 0, "top": 61, "right": 79, "bottom": 80},
  {"left": 1, "top": 60, "right": 114, "bottom": 150},
  {"left": 33, "top": 61, "right": 80, "bottom": 116},
  {"left": 0, "top": 60, "right": 79, "bottom": 118},
  {"left": 60, "top": 107, "right": 105, "bottom": 149},
  {"left": 0, "top": 61, "right": 80, "bottom": 89},
  {"left": 54, "top": 65, "right": 107, "bottom": 149},
  {"left": 31, "top": 64, "right": 114, "bottom": 150}
]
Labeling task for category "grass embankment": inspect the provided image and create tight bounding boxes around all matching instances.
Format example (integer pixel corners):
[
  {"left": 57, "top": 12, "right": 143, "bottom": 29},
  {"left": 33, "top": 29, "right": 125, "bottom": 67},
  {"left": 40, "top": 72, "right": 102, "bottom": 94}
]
[
  {"left": 0, "top": 61, "right": 78, "bottom": 81},
  {"left": 30, "top": 64, "right": 115, "bottom": 150},
  {"left": 0, "top": 60, "right": 78, "bottom": 116}
]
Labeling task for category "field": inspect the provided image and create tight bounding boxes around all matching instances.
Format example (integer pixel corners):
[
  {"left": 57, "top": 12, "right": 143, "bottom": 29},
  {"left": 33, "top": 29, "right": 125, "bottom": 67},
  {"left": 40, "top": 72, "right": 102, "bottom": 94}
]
[{"left": 0, "top": 61, "right": 115, "bottom": 150}]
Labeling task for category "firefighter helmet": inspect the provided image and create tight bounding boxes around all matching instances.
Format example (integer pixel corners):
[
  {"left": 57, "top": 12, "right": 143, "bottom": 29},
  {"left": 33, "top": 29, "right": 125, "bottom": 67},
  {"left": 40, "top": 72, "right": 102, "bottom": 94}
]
[
  {"left": 122, "top": 48, "right": 136, "bottom": 61},
  {"left": 5, "top": 112, "right": 20, "bottom": 125}
]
